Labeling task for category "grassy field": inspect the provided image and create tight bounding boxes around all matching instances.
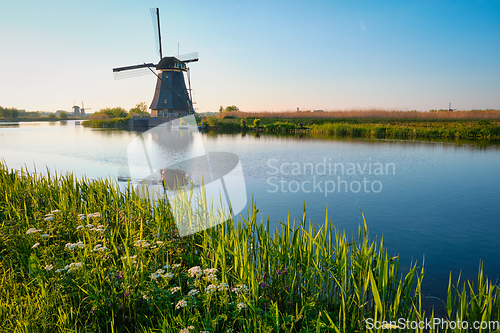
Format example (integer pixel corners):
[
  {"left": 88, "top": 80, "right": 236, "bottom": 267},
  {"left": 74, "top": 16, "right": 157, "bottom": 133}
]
[{"left": 1, "top": 162, "right": 499, "bottom": 332}]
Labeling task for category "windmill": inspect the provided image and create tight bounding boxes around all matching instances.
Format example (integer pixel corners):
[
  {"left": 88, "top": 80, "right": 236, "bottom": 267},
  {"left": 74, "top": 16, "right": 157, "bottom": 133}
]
[
  {"left": 81, "top": 102, "right": 91, "bottom": 116},
  {"left": 113, "top": 8, "right": 198, "bottom": 118}
]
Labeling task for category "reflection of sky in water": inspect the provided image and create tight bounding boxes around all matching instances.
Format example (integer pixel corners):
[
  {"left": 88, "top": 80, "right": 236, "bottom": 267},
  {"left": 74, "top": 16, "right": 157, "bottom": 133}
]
[{"left": 1, "top": 121, "right": 500, "bottom": 300}]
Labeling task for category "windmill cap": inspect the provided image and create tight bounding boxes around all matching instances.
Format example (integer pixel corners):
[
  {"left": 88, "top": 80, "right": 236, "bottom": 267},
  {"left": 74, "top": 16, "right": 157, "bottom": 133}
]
[{"left": 156, "top": 57, "right": 181, "bottom": 70}]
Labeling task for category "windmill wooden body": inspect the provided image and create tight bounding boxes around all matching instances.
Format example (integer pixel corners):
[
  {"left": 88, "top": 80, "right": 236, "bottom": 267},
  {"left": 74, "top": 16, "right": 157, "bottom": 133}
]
[{"left": 113, "top": 8, "right": 198, "bottom": 118}]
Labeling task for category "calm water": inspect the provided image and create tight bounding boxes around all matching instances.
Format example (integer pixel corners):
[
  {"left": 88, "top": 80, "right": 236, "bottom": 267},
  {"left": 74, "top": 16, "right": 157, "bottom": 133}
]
[{"left": 1, "top": 120, "right": 500, "bottom": 304}]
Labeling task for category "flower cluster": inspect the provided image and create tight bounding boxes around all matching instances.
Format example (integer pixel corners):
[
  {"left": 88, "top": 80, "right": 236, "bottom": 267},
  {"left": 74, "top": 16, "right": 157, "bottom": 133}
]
[
  {"left": 134, "top": 240, "right": 151, "bottom": 248},
  {"left": 203, "top": 268, "right": 218, "bottom": 282},
  {"left": 231, "top": 284, "right": 249, "bottom": 294},
  {"left": 170, "top": 286, "right": 182, "bottom": 294},
  {"left": 26, "top": 228, "right": 43, "bottom": 235},
  {"left": 187, "top": 266, "right": 202, "bottom": 278},
  {"left": 218, "top": 283, "right": 229, "bottom": 292},
  {"left": 187, "top": 289, "right": 199, "bottom": 296},
  {"left": 237, "top": 302, "right": 247, "bottom": 310},
  {"left": 121, "top": 254, "right": 137, "bottom": 264},
  {"left": 56, "top": 262, "right": 83, "bottom": 273},
  {"left": 91, "top": 244, "right": 108, "bottom": 252},
  {"left": 205, "top": 284, "right": 217, "bottom": 294},
  {"left": 179, "top": 327, "right": 194, "bottom": 333},
  {"left": 175, "top": 299, "right": 188, "bottom": 309},
  {"left": 65, "top": 241, "right": 85, "bottom": 250},
  {"left": 151, "top": 268, "right": 174, "bottom": 280}
]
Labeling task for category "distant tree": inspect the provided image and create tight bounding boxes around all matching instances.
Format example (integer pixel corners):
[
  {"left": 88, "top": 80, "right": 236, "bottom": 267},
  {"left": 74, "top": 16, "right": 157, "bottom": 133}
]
[
  {"left": 58, "top": 111, "right": 68, "bottom": 120},
  {"left": 11, "top": 109, "right": 19, "bottom": 119},
  {"left": 225, "top": 105, "right": 239, "bottom": 112},
  {"left": 128, "top": 102, "right": 150, "bottom": 117},
  {"left": 91, "top": 107, "right": 127, "bottom": 119},
  {"left": 47, "top": 113, "right": 57, "bottom": 120},
  {"left": 219, "top": 106, "right": 224, "bottom": 113}
]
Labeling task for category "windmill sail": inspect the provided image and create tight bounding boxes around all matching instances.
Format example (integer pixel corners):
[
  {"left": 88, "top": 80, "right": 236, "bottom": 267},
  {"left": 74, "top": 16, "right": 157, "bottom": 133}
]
[
  {"left": 113, "top": 63, "right": 157, "bottom": 80},
  {"left": 179, "top": 52, "right": 199, "bottom": 63},
  {"left": 150, "top": 8, "right": 162, "bottom": 59}
]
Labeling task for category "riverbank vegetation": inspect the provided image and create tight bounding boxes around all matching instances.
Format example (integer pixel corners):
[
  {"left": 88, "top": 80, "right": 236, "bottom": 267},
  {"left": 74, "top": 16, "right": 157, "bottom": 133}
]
[
  {"left": 202, "top": 110, "right": 500, "bottom": 140},
  {"left": 82, "top": 103, "right": 150, "bottom": 128},
  {"left": 0, "top": 106, "right": 78, "bottom": 122},
  {"left": 0, "top": 162, "right": 499, "bottom": 332}
]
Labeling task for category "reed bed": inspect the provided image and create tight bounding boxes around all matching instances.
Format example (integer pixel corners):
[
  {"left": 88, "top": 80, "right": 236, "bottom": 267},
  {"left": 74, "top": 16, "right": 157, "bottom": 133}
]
[
  {"left": 0, "top": 161, "right": 499, "bottom": 332},
  {"left": 203, "top": 117, "right": 500, "bottom": 140},
  {"left": 219, "top": 109, "right": 500, "bottom": 120}
]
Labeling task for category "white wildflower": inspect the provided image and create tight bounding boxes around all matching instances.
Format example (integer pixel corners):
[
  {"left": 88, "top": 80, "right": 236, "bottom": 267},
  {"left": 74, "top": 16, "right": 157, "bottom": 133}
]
[
  {"left": 97, "top": 225, "right": 105, "bottom": 229},
  {"left": 172, "top": 263, "right": 181, "bottom": 268},
  {"left": 121, "top": 255, "right": 137, "bottom": 260},
  {"left": 232, "top": 284, "right": 249, "bottom": 293},
  {"left": 163, "top": 272, "right": 174, "bottom": 279},
  {"left": 44, "top": 264, "right": 53, "bottom": 271},
  {"left": 91, "top": 212, "right": 100, "bottom": 218},
  {"left": 218, "top": 283, "right": 229, "bottom": 292},
  {"left": 237, "top": 302, "right": 247, "bottom": 310},
  {"left": 92, "top": 244, "right": 107, "bottom": 252},
  {"left": 175, "top": 299, "right": 188, "bottom": 309},
  {"left": 79, "top": 215, "right": 86, "bottom": 220},
  {"left": 41, "top": 234, "right": 50, "bottom": 238},
  {"left": 76, "top": 225, "right": 84, "bottom": 230},
  {"left": 51, "top": 209, "right": 61, "bottom": 213},
  {"left": 142, "top": 294, "right": 150, "bottom": 301},
  {"left": 170, "top": 286, "right": 182, "bottom": 294},
  {"left": 188, "top": 289, "right": 199, "bottom": 296},
  {"left": 26, "top": 228, "right": 43, "bottom": 235},
  {"left": 155, "top": 240, "right": 164, "bottom": 245},
  {"left": 150, "top": 245, "right": 157, "bottom": 249},
  {"left": 133, "top": 240, "right": 150, "bottom": 248},
  {"left": 203, "top": 268, "right": 218, "bottom": 275},
  {"left": 187, "top": 266, "right": 202, "bottom": 278},
  {"left": 205, "top": 284, "right": 217, "bottom": 294},
  {"left": 207, "top": 274, "right": 218, "bottom": 283},
  {"left": 86, "top": 224, "right": 93, "bottom": 228},
  {"left": 55, "top": 268, "right": 65, "bottom": 273},
  {"left": 44, "top": 216, "right": 54, "bottom": 221},
  {"left": 66, "top": 262, "right": 83, "bottom": 272},
  {"left": 32, "top": 242, "right": 40, "bottom": 249}
]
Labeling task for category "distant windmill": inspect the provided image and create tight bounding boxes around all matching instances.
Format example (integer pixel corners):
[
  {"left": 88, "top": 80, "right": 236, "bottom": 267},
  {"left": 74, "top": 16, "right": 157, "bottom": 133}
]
[
  {"left": 81, "top": 102, "right": 91, "bottom": 116},
  {"left": 113, "top": 8, "right": 198, "bottom": 118}
]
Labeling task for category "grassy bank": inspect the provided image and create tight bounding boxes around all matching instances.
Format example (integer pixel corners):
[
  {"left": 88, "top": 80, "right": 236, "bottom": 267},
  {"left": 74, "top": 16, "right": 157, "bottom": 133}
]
[
  {"left": 203, "top": 116, "right": 500, "bottom": 140},
  {"left": 219, "top": 109, "right": 500, "bottom": 120},
  {"left": 1, "top": 162, "right": 499, "bottom": 332},
  {"left": 82, "top": 118, "right": 129, "bottom": 128}
]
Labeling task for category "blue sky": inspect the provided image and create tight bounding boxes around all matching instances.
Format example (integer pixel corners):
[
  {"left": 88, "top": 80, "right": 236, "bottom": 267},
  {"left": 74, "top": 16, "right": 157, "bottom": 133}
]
[{"left": 1, "top": 0, "right": 499, "bottom": 113}]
